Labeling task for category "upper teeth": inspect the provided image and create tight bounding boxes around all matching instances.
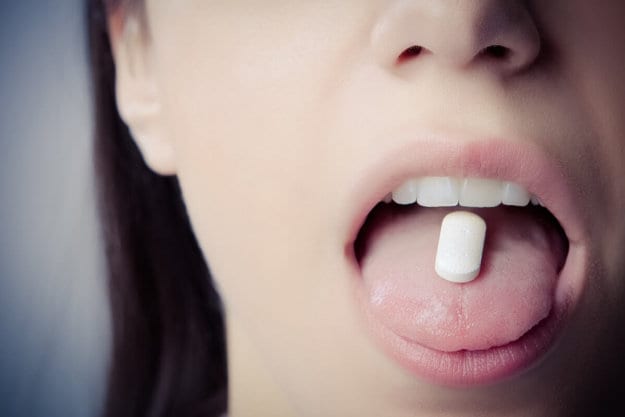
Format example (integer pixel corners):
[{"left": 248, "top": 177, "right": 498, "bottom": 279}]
[{"left": 388, "top": 177, "right": 540, "bottom": 208}]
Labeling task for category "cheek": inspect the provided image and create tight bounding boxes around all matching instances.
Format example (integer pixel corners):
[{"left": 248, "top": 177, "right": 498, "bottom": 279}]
[
  {"left": 146, "top": 5, "right": 356, "bottom": 319},
  {"left": 165, "top": 69, "right": 318, "bottom": 312},
  {"left": 537, "top": 0, "right": 625, "bottom": 279}
]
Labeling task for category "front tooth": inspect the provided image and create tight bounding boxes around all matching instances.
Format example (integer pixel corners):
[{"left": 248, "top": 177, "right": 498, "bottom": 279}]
[
  {"left": 391, "top": 179, "right": 418, "bottom": 205},
  {"left": 417, "top": 177, "right": 460, "bottom": 207},
  {"left": 502, "top": 182, "right": 531, "bottom": 206},
  {"left": 459, "top": 178, "right": 502, "bottom": 207}
]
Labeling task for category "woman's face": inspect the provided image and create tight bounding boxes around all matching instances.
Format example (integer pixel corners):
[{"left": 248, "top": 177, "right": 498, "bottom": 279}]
[{"left": 116, "top": 1, "right": 625, "bottom": 415}]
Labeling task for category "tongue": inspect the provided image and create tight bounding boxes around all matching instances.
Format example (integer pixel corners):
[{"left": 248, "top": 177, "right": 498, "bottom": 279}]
[{"left": 358, "top": 205, "right": 567, "bottom": 352}]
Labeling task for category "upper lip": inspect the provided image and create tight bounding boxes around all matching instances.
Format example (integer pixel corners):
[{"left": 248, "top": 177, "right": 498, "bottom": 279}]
[{"left": 345, "top": 133, "right": 587, "bottom": 253}]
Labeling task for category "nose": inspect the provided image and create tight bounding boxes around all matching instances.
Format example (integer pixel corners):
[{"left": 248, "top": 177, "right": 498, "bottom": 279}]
[{"left": 371, "top": 0, "right": 541, "bottom": 76}]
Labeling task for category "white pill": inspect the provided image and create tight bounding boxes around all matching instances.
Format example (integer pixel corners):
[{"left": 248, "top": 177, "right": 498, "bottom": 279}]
[{"left": 435, "top": 211, "right": 487, "bottom": 283}]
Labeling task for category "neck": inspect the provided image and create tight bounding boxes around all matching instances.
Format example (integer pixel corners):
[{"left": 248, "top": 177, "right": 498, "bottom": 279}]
[{"left": 226, "top": 313, "right": 298, "bottom": 417}]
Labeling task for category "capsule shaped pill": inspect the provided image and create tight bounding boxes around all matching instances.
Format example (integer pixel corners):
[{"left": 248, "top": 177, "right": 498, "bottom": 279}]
[{"left": 435, "top": 211, "right": 486, "bottom": 283}]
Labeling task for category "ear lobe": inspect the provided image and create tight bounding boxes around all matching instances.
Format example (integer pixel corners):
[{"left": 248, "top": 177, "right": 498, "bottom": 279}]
[{"left": 109, "top": 15, "right": 176, "bottom": 176}]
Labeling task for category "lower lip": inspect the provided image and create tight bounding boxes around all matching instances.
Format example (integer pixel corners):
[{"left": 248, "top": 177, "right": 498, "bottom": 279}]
[{"left": 348, "top": 245, "right": 583, "bottom": 387}]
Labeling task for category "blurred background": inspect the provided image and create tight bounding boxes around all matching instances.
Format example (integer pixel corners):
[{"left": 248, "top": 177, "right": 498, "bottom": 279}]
[{"left": 0, "top": 1, "right": 110, "bottom": 416}]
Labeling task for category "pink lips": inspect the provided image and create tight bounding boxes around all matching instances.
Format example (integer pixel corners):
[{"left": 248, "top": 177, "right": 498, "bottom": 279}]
[{"left": 345, "top": 135, "right": 590, "bottom": 386}]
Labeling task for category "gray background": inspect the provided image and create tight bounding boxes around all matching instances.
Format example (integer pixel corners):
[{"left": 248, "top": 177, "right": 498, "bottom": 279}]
[{"left": 1, "top": 1, "right": 110, "bottom": 416}]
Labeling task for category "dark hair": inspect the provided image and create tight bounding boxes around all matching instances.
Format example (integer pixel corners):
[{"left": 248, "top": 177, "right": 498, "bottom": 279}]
[{"left": 86, "top": 1, "right": 228, "bottom": 416}]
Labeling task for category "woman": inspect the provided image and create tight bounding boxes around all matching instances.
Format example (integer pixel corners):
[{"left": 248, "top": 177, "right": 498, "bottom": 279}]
[{"left": 88, "top": 0, "right": 625, "bottom": 416}]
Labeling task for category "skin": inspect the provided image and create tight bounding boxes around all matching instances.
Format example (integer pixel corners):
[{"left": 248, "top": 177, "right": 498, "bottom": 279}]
[{"left": 109, "top": 1, "right": 625, "bottom": 416}]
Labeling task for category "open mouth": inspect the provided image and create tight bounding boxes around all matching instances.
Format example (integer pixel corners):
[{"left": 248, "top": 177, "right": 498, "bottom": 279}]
[
  {"left": 355, "top": 177, "right": 569, "bottom": 351},
  {"left": 346, "top": 138, "right": 588, "bottom": 386}
]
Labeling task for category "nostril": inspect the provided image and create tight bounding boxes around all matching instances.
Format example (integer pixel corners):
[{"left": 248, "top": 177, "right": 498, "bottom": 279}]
[
  {"left": 397, "top": 45, "right": 423, "bottom": 64},
  {"left": 481, "top": 45, "right": 511, "bottom": 60}
]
